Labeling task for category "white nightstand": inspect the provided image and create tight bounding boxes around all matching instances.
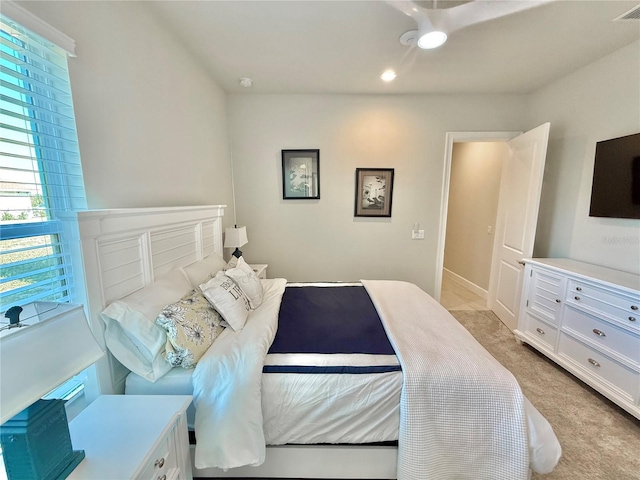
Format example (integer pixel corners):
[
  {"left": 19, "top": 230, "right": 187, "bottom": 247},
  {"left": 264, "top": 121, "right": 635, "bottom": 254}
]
[
  {"left": 250, "top": 264, "right": 268, "bottom": 279},
  {"left": 67, "top": 395, "right": 192, "bottom": 480}
]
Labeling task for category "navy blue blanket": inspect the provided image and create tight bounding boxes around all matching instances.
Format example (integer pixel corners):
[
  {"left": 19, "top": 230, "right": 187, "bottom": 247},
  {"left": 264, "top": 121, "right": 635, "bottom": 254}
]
[{"left": 264, "top": 285, "right": 399, "bottom": 374}]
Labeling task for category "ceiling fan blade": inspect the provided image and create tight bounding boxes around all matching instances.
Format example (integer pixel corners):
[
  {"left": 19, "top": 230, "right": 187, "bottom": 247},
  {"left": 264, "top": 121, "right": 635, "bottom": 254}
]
[
  {"left": 386, "top": 0, "right": 436, "bottom": 31},
  {"left": 442, "top": 0, "right": 555, "bottom": 34}
]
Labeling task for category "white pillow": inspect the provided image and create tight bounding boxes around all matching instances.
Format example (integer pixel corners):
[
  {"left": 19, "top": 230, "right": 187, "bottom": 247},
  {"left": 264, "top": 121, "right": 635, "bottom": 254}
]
[
  {"left": 225, "top": 256, "right": 264, "bottom": 309},
  {"left": 181, "top": 254, "right": 227, "bottom": 287},
  {"left": 222, "top": 255, "right": 238, "bottom": 271},
  {"left": 199, "top": 271, "right": 251, "bottom": 331},
  {"left": 100, "top": 269, "right": 193, "bottom": 381}
]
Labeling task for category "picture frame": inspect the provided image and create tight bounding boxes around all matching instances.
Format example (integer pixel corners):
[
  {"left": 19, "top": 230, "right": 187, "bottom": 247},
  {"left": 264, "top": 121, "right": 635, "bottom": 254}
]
[
  {"left": 282, "top": 149, "right": 320, "bottom": 199},
  {"left": 354, "top": 168, "right": 394, "bottom": 217}
]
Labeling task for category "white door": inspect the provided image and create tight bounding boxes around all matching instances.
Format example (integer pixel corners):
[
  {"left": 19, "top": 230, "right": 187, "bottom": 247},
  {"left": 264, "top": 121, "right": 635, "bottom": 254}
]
[{"left": 488, "top": 123, "right": 550, "bottom": 331}]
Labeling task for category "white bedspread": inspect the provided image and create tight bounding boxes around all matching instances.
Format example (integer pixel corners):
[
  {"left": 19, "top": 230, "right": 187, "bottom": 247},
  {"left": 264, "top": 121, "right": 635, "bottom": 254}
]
[
  {"left": 192, "top": 278, "right": 287, "bottom": 470},
  {"left": 362, "top": 280, "right": 530, "bottom": 480}
]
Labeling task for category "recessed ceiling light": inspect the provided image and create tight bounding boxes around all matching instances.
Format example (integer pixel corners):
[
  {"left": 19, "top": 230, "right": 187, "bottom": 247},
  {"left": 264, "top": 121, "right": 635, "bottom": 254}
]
[
  {"left": 239, "top": 77, "right": 253, "bottom": 88},
  {"left": 381, "top": 70, "right": 397, "bottom": 82}
]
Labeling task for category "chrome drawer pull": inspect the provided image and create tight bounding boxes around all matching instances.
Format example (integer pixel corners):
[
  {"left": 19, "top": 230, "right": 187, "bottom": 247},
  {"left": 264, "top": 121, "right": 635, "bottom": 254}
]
[
  {"left": 588, "top": 358, "right": 600, "bottom": 367},
  {"left": 555, "top": 299, "right": 561, "bottom": 303},
  {"left": 592, "top": 329, "right": 606, "bottom": 337},
  {"left": 154, "top": 457, "right": 165, "bottom": 469},
  {"left": 629, "top": 316, "right": 637, "bottom": 322},
  {"left": 536, "top": 328, "right": 545, "bottom": 335},
  {"left": 574, "top": 296, "right": 580, "bottom": 301},
  {"left": 631, "top": 305, "right": 638, "bottom": 311},
  {"left": 576, "top": 287, "right": 582, "bottom": 292}
]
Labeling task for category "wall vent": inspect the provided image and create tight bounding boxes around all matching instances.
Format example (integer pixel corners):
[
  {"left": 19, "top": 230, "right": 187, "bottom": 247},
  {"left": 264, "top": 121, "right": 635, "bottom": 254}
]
[{"left": 614, "top": 4, "right": 640, "bottom": 20}]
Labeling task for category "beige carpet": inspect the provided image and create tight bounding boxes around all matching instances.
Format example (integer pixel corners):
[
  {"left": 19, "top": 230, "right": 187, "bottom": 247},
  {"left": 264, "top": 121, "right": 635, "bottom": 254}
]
[{"left": 450, "top": 310, "right": 640, "bottom": 480}]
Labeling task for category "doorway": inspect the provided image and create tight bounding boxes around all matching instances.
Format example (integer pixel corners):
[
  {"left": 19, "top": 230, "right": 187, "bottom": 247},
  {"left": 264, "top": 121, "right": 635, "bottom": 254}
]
[
  {"left": 435, "top": 125, "right": 550, "bottom": 331},
  {"left": 440, "top": 141, "right": 508, "bottom": 312},
  {"left": 434, "top": 131, "right": 519, "bottom": 305}
]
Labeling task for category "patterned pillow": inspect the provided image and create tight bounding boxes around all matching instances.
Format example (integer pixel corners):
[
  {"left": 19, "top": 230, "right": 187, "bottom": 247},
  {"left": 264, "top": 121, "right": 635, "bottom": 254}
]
[
  {"left": 156, "top": 289, "right": 225, "bottom": 368},
  {"left": 200, "top": 270, "right": 251, "bottom": 331}
]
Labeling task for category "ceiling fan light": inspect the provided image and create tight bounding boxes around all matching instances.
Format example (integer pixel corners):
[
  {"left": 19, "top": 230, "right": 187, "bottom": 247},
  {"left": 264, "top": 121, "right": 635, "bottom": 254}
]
[{"left": 417, "top": 31, "right": 447, "bottom": 49}]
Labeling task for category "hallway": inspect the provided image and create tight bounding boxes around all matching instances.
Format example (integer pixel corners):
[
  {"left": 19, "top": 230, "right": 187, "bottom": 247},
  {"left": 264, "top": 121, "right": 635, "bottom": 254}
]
[{"left": 440, "top": 277, "right": 490, "bottom": 312}]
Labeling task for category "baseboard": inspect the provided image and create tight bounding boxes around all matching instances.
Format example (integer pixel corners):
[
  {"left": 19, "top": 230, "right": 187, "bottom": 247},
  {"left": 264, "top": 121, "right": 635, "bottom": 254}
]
[{"left": 443, "top": 268, "right": 488, "bottom": 299}]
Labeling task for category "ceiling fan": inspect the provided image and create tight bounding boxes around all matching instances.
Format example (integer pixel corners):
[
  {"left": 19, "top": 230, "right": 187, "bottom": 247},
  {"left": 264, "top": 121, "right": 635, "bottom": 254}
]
[{"left": 389, "top": 0, "right": 555, "bottom": 49}]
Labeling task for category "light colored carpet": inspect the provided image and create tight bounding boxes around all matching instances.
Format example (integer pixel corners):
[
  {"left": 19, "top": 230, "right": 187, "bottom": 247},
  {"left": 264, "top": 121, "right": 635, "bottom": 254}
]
[{"left": 450, "top": 310, "right": 640, "bottom": 480}]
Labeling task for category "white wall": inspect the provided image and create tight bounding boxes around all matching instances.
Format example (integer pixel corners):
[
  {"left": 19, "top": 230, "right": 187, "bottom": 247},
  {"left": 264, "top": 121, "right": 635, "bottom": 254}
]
[
  {"left": 17, "top": 1, "right": 234, "bottom": 215},
  {"left": 530, "top": 40, "right": 640, "bottom": 275},
  {"left": 228, "top": 94, "right": 528, "bottom": 293},
  {"left": 19, "top": 1, "right": 638, "bottom": 282},
  {"left": 444, "top": 142, "right": 506, "bottom": 291}
]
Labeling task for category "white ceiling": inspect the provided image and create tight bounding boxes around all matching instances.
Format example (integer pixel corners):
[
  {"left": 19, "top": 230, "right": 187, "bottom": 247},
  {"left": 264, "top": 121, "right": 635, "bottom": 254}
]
[{"left": 146, "top": 0, "right": 640, "bottom": 95}]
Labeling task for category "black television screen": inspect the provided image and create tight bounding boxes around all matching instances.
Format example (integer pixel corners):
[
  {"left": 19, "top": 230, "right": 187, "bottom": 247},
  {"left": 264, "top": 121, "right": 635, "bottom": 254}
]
[{"left": 589, "top": 132, "right": 640, "bottom": 219}]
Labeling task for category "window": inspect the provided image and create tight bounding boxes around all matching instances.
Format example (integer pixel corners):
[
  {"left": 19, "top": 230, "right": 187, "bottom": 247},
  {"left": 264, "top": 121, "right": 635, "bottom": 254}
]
[{"left": 1, "top": 12, "right": 86, "bottom": 312}]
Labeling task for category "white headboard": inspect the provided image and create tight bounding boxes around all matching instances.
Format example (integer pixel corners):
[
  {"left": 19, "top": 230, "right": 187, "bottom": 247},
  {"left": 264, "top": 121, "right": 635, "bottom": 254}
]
[{"left": 74, "top": 205, "right": 226, "bottom": 395}]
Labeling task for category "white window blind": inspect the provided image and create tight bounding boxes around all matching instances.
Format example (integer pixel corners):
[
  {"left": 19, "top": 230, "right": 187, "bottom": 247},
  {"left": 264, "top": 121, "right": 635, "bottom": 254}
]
[{"left": 0, "top": 13, "right": 86, "bottom": 311}]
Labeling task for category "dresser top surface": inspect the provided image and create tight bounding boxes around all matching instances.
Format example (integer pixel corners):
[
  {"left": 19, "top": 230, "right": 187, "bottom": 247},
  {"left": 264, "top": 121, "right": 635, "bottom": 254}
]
[{"left": 526, "top": 258, "right": 640, "bottom": 294}]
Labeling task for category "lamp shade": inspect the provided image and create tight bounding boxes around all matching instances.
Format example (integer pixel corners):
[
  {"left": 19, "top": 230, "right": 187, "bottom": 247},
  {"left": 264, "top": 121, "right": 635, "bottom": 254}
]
[
  {"left": 224, "top": 226, "right": 248, "bottom": 249},
  {"left": 0, "top": 302, "right": 104, "bottom": 425}
]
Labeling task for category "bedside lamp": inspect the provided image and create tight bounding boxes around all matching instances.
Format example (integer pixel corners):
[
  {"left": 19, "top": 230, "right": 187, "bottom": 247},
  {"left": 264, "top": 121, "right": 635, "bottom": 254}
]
[
  {"left": 224, "top": 225, "right": 248, "bottom": 258},
  {"left": 0, "top": 302, "right": 104, "bottom": 479}
]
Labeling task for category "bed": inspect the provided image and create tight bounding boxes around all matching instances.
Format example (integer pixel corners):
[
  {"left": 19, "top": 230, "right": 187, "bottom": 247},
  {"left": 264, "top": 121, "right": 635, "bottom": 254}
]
[{"left": 74, "top": 205, "right": 561, "bottom": 479}]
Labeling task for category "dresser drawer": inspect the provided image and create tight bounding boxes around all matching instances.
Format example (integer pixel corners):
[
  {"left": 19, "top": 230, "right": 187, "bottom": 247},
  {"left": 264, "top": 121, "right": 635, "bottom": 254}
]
[
  {"left": 524, "top": 313, "right": 558, "bottom": 350},
  {"left": 528, "top": 269, "right": 564, "bottom": 325},
  {"left": 567, "top": 280, "right": 640, "bottom": 331},
  {"left": 558, "top": 333, "right": 639, "bottom": 399},
  {"left": 563, "top": 306, "right": 640, "bottom": 365},
  {"left": 139, "top": 434, "right": 178, "bottom": 480}
]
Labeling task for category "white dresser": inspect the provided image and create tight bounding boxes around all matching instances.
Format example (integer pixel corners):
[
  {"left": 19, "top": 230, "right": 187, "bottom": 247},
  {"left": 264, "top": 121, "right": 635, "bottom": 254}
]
[
  {"left": 515, "top": 258, "right": 640, "bottom": 419},
  {"left": 68, "top": 395, "right": 192, "bottom": 480}
]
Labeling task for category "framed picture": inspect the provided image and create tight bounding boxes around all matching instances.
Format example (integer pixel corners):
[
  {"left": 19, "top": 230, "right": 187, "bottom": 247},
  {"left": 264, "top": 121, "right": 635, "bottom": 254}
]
[
  {"left": 354, "top": 168, "right": 394, "bottom": 217},
  {"left": 282, "top": 149, "right": 320, "bottom": 199}
]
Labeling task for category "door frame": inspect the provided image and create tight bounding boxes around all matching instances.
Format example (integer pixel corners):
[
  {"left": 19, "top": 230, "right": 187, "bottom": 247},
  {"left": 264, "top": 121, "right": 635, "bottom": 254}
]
[{"left": 434, "top": 131, "right": 521, "bottom": 302}]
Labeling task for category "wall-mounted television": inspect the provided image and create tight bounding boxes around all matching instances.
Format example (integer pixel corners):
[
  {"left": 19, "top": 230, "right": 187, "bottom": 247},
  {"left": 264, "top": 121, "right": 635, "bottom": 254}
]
[{"left": 589, "top": 132, "right": 640, "bottom": 219}]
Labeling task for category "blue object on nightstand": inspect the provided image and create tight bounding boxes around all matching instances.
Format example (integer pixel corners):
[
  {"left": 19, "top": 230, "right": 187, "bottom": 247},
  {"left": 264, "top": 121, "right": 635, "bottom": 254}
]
[{"left": 0, "top": 399, "right": 85, "bottom": 480}]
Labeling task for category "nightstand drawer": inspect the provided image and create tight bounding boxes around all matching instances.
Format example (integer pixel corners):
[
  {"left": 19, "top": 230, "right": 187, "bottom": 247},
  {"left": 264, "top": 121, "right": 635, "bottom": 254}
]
[{"left": 139, "top": 435, "right": 177, "bottom": 480}]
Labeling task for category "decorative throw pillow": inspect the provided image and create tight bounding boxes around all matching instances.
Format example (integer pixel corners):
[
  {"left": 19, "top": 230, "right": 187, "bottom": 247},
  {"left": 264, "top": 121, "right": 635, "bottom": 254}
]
[
  {"left": 156, "top": 289, "right": 225, "bottom": 368},
  {"left": 181, "top": 253, "right": 227, "bottom": 287},
  {"left": 223, "top": 255, "right": 238, "bottom": 271},
  {"left": 224, "top": 256, "right": 264, "bottom": 309},
  {"left": 200, "top": 270, "right": 251, "bottom": 331}
]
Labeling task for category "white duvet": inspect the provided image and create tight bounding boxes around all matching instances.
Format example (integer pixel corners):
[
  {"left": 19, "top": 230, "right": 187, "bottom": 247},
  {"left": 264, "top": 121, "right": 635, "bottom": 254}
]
[
  {"left": 192, "top": 279, "right": 561, "bottom": 477},
  {"left": 192, "top": 278, "right": 287, "bottom": 470}
]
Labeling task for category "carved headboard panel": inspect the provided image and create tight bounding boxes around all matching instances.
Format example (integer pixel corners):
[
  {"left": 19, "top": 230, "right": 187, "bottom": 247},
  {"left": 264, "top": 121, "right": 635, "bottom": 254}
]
[{"left": 74, "top": 205, "right": 226, "bottom": 395}]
